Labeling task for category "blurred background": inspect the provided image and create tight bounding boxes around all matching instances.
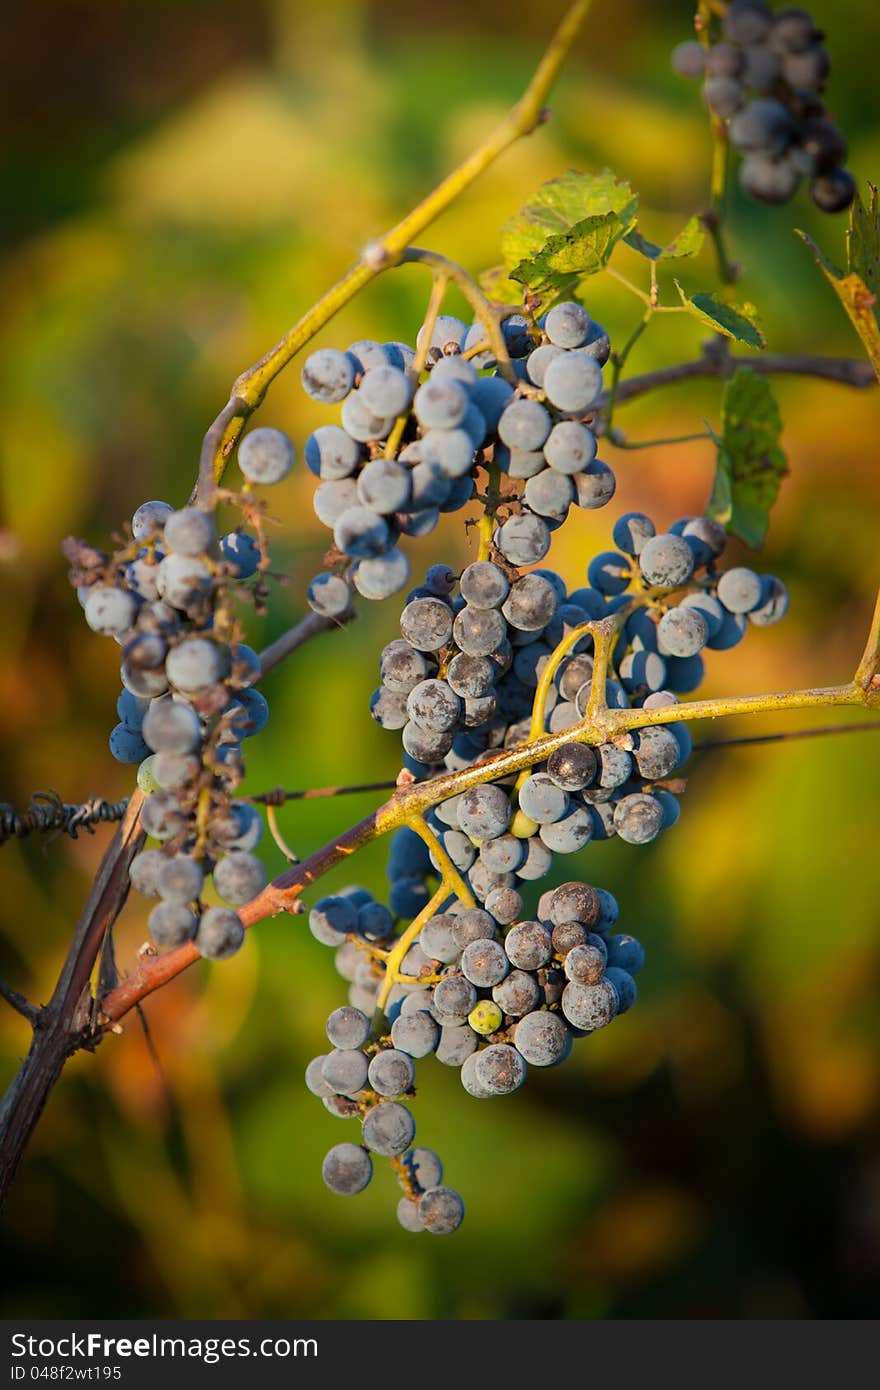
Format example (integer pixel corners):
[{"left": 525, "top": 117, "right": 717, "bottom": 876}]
[{"left": 1, "top": 0, "right": 879, "bottom": 1320}]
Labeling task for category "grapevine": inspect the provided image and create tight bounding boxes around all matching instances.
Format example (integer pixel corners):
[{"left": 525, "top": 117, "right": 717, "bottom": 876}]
[{"left": 1, "top": 0, "right": 879, "bottom": 1243}]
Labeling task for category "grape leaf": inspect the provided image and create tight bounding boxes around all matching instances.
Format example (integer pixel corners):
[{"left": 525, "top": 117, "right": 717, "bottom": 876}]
[
  {"left": 708, "top": 369, "right": 788, "bottom": 548},
  {"left": 674, "top": 280, "right": 766, "bottom": 348},
  {"left": 625, "top": 216, "right": 705, "bottom": 262},
  {"left": 797, "top": 216, "right": 880, "bottom": 382},
  {"left": 478, "top": 264, "right": 527, "bottom": 306},
  {"left": 501, "top": 169, "right": 638, "bottom": 293},
  {"left": 847, "top": 182, "right": 880, "bottom": 299}
]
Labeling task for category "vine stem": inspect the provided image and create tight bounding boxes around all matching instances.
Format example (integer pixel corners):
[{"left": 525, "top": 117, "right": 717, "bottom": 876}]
[
  {"left": 96, "top": 656, "right": 880, "bottom": 1030},
  {"left": 375, "top": 883, "right": 451, "bottom": 1013},
  {"left": 194, "top": 0, "right": 593, "bottom": 505}
]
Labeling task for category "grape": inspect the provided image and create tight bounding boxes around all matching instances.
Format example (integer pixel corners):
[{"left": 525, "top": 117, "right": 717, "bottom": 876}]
[
  {"left": 480, "top": 835, "right": 525, "bottom": 874},
  {"left": 655, "top": 788, "right": 681, "bottom": 830},
  {"left": 414, "top": 378, "right": 468, "bottom": 430},
  {"left": 156, "top": 553, "right": 212, "bottom": 611},
  {"left": 470, "top": 375, "right": 514, "bottom": 430},
  {"left": 220, "top": 531, "right": 260, "bottom": 578},
  {"left": 165, "top": 638, "right": 226, "bottom": 693},
  {"left": 743, "top": 43, "right": 781, "bottom": 91},
  {"left": 724, "top": 1, "right": 772, "bottom": 44},
  {"left": 671, "top": 40, "right": 706, "bottom": 78},
  {"left": 362, "top": 1101, "right": 415, "bottom": 1155},
  {"left": 633, "top": 726, "right": 683, "bottom": 780},
  {"left": 730, "top": 99, "right": 794, "bottom": 156},
  {"left": 132, "top": 500, "right": 174, "bottom": 540},
  {"left": 492, "top": 969, "right": 541, "bottom": 1017},
  {"left": 514, "top": 1010, "right": 571, "bottom": 1066},
  {"left": 455, "top": 785, "right": 510, "bottom": 841},
  {"left": 322, "top": 1048, "right": 369, "bottom": 1096},
  {"left": 334, "top": 507, "right": 391, "bottom": 559},
  {"left": 514, "top": 835, "right": 553, "bottom": 882},
  {"left": 359, "top": 364, "right": 412, "bottom": 417},
  {"left": 211, "top": 851, "right": 265, "bottom": 907},
  {"left": 782, "top": 43, "right": 829, "bottom": 91},
  {"left": 526, "top": 343, "right": 564, "bottom": 387},
  {"left": 707, "top": 42, "right": 745, "bottom": 78},
  {"left": 580, "top": 321, "right": 611, "bottom": 366},
  {"left": 301, "top": 348, "right": 355, "bottom": 403},
  {"left": 607, "top": 934, "right": 645, "bottom": 975},
  {"left": 342, "top": 391, "right": 397, "bottom": 444},
  {"left": 564, "top": 939, "right": 607, "bottom": 985},
  {"left": 612, "top": 793, "right": 664, "bottom": 845},
  {"left": 446, "top": 653, "right": 494, "bottom": 700},
  {"left": 612, "top": 511, "right": 655, "bottom": 556},
  {"left": 400, "top": 597, "right": 453, "bottom": 651},
  {"left": 561, "top": 978, "right": 618, "bottom": 1030},
  {"left": 604, "top": 966, "right": 636, "bottom": 1013},
  {"left": 464, "top": 1000, "right": 500, "bottom": 1037},
  {"left": 749, "top": 576, "right": 789, "bottom": 626},
  {"left": 354, "top": 548, "right": 411, "bottom": 601},
  {"left": 157, "top": 853, "right": 204, "bottom": 905},
  {"left": 163, "top": 508, "right": 215, "bottom": 557},
  {"left": 544, "top": 301, "right": 591, "bottom": 348},
  {"left": 811, "top": 169, "right": 856, "bottom": 213},
  {"left": 453, "top": 606, "right": 507, "bottom": 657},
  {"left": 639, "top": 533, "right": 695, "bottom": 587},
  {"left": 435, "top": 1023, "right": 479, "bottom": 1067},
  {"left": 238, "top": 427, "right": 294, "bottom": 484},
  {"left": 497, "top": 398, "right": 552, "bottom": 452},
  {"left": 496, "top": 445, "right": 546, "bottom": 480},
  {"left": 740, "top": 154, "right": 800, "bottom": 204},
  {"left": 587, "top": 550, "right": 631, "bottom": 597},
  {"left": 107, "top": 723, "right": 149, "bottom": 763},
  {"left": 196, "top": 906, "right": 245, "bottom": 960},
  {"left": 474, "top": 1043, "right": 526, "bottom": 1096},
  {"left": 419, "top": 1187, "right": 464, "bottom": 1234},
  {"left": 550, "top": 921, "right": 587, "bottom": 956},
  {"left": 573, "top": 459, "right": 616, "bottom": 510},
  {"left": 309, "top": 895, "right": 358, "bottom": 946},
  {"left": 130, "top": 848, "right": 166, "bottom": 898},
  {"left": 323, "top": 1093, "right": 361, "bottom": 1119},
  {"left": 85, "top": 587, "right": 138, "bottom": 637},
  {"left": 307, "top": 572, "right": 352, "bottom": 619},
  {"left": 679, "top": 591, "right": 724, "bottom": 640},
  {"left": 717, "top": 566, "right": 764, "bottom": 613},
  {"left": 502, "top": 575, "right": 557, "bottom": 633},
  {"left": 459, "top": 561, "right": 509, "bottom": 610},
  {"left": 460, "top": 939, "right": 509, "bottom": 988},
  {"left": 305, "top": 1056, "right": 335, "bottom": 1099},
  {"left": 518, "top": 773, "right": 570, "bottom": 825},
  {"left": 322, "top": 1142, "right": 373, "bottom": 1196},
  {"left": 539, "top": 804, "right": 594, "bottom": 853},
  {"left": 304, "top": 425, "right": 362, "bottom": 481},
  {"left": 422, "top": 428, "right": 477, "bottom": 479},
  {"left": 391, "top": 1011, "right": 440, "bottom": 1059},
  {"left": 522, "top": 470, "right": 574, "bottom": 522},
  {"left": 706, "top": 606, "right": 748, "bottom": 651},
  {"left": 543, "top": 353, "right": 602, "bottom": 412},
  {"left": 657, "top": 605, "right": 709, "bottom": 658},
  {"left": 432, "top": 975, "right": 478, "bottom": 1024},
  {"left": 439, "top": 476, "right": 474, "bottom": 512},
  {"left": 312, "top": 479, "right": 358, "bottom": 528},
  {"left": 355, "top": 458, "right": 411, "bottom": 515},
  {"left": 417, "top": 315, "right": 466, "bottom": 354},
  {"left": 431, "top": 355, "right": 479, "bottom": 389},
  {"left": 546, "top": 881, "right": 599, "bottom": 927},
  {"left": 406, "top": 678, "right": 461, "bottom": 734},
  {"left": 148, "top": 902, "right": 198, "bottom": 949},
  {"left": 504, "top": 920, "right": 552, "bottom": 971},
  {"left": 368, "top": 1048, "right": 415, "bottom": 1097},
  {"left": 496, "top": 513, "right": 551, "bottom": 566},
  {"left": 397, "top": 1198, "right": 424, "bottom": 1232},
  {"left": 140, "top": 792, "right": 186, "bottom": 842},
  {"left": 798, "top": 119, "right": 847, "bottom": 176},
  {"left": 452, "top": 908, "right": 496, "bottom": 948},
  {"left": 484, "top": 887, "right": 523, "bottom": 926},
  {"left": 703, "top": 76, "right": 744, "bottom": 118},
  {"left": 420, "top": 914, "right": 463, "bottom": 964}
]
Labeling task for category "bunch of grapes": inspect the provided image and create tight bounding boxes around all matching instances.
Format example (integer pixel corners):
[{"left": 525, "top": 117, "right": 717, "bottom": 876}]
[
  {"left": 306, "top": 877, "right": 641, "bottom": 1234},
  {"left": 673, "top": 1, "right": 854, "bottom": 211},
  {"left": 300, "top": 299, "right": 614, "bottom": 612},
  {"left": 64, "top": 430, "right": 294, "bottom": 960}
]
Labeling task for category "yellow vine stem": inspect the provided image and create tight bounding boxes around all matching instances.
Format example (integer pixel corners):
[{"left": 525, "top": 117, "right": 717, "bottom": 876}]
[
  {"left": 195, "top": 0, "right": 593, "bottom": 503},
  {"left": 855, "top": 585, "right": 880, "bottom": 690},
  {"left": 399, "top": 248, "right": 516, "bottom": 383},
  {"left": 384, "top": 272, "right": 449, "bottom": 459},
  {"left": 476, "top": 514, "right": 495, "bottom": 562},
  {"left": 375, "top": 882, "right": 451, "bottom": 1013},
  {"left": 408, "top": 813, "right": 476, "bottom": 909}
]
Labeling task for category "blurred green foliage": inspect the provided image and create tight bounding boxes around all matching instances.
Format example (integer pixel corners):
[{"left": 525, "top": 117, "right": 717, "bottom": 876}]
[{"left": 1, "top": 0, "right": 879, "bottom": 1320}]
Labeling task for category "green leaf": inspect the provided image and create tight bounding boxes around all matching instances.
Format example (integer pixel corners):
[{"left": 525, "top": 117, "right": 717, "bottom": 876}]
[
  {"left": 501, "top": 169, "right": 638, "bottom": 293},
  {"left": 798, "top": 215, "right": 880, "bottom": 382},
  {"left": 674, "top": 279, "right": 766, "bottom": 348},
  {"left": 625, "top": 216, "right": 705, "bottom": 262},
  {"left": 477, "top": 264, "right": 526, "bottom": 307},
  {"left": 847, "top": 182, "right": 880, "bottom": 299},
  {"left": 708, "top": 369, "right": 788, "bottom": 548}
]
